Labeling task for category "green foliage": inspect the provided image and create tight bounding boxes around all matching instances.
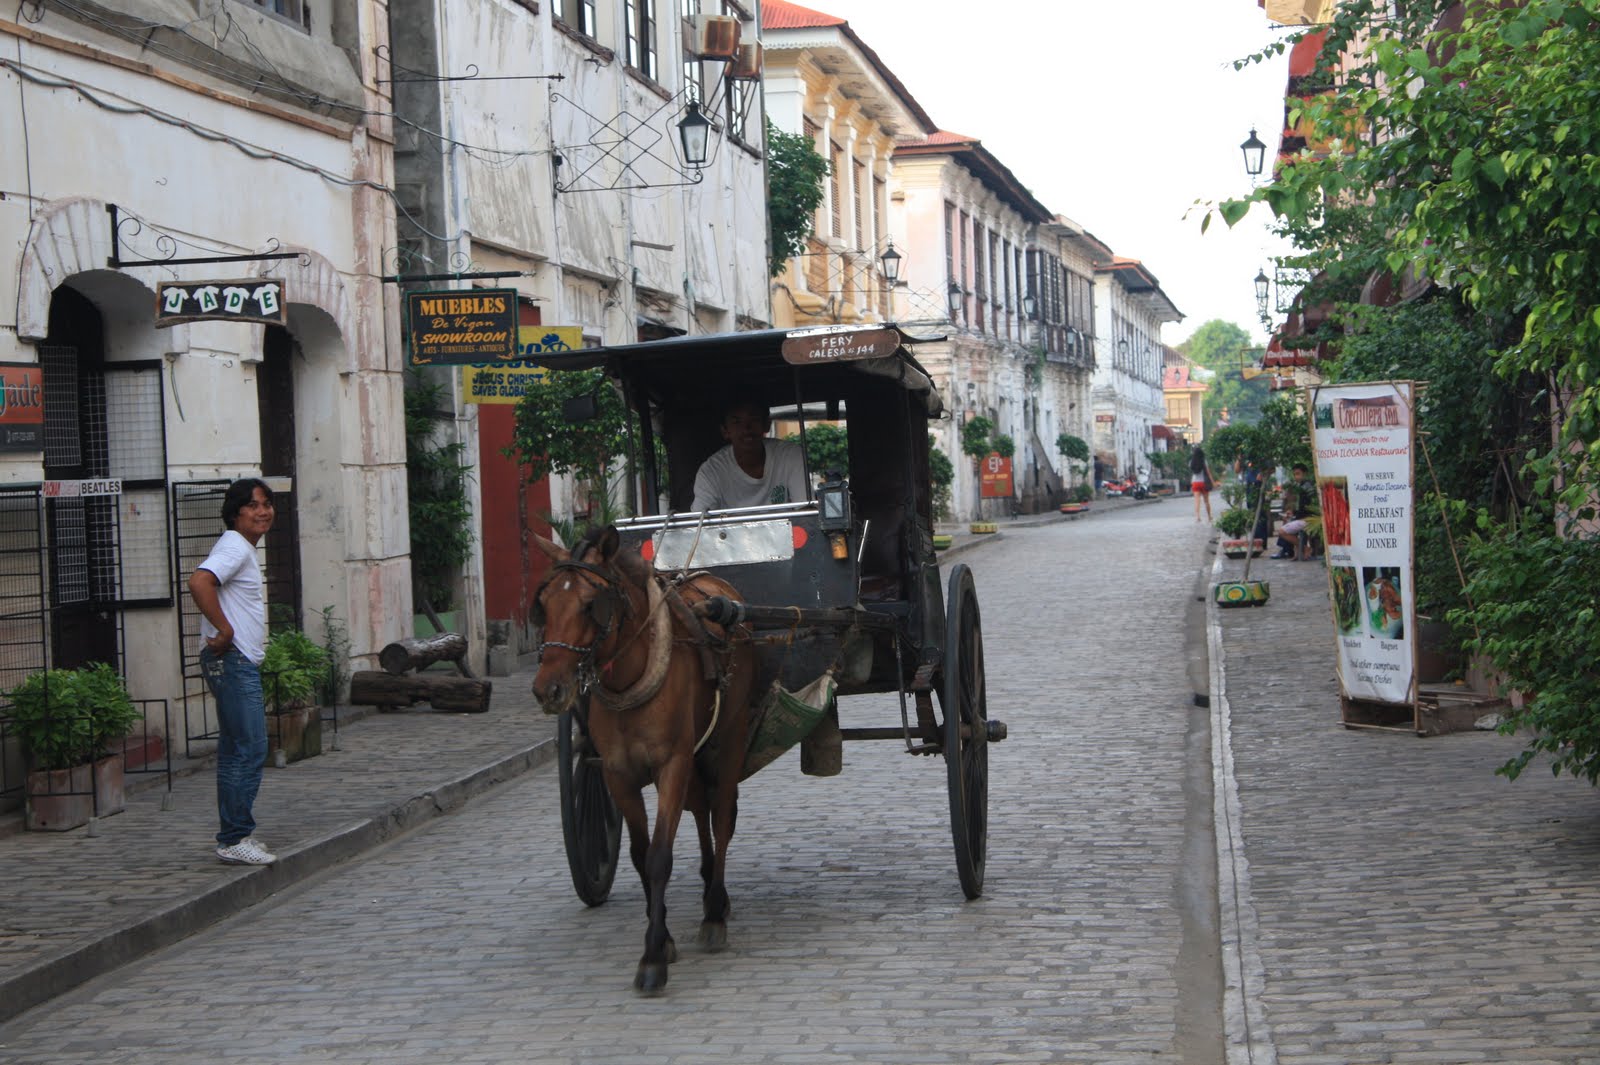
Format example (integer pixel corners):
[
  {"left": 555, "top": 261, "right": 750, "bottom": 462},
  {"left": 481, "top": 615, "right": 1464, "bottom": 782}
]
[
  {"left": 1450, "top": 521, "right": 1600, "bottom": 785},
  {"left": 1147, "top": 449, "right": 1189, "bottom": 481},
  {"left": 405, "top": 370, "right": 475, "bottom": 612},
  {"left": 316, "top": 605, "right": 350, "bottom": 706},
  {"left": 1178, "top": 319, "right": 1269, "bottom": 431},
  {"left": 7, "top": 663, "right": 140, "bottom": 771},
  {"left": 766, "top": 118, "right": 830, "bottom": 277},
  {"left": 928, "top": 438, "right": 954, "bottom": 521},
  {"left": 787, "top": 422, "right": 849, "bottom": 479},
  {"left": 509, "top": 367, "right": 629, "bottom": 487},
  {"left": 1067, "top": 484, "right": 1094, "bottom": 504},
  {"left": 1056, "top": 433, "right": 1090, "bottom": 463},
  {"left": 993, "top": 434, "right": 1015, "bottom": 459},
  {"left": 1215, "top": 508, "right": 1254, "bottom": 539},
  {"left": 960, "top": 416, "right": 995, "bottom": 460},
  {"left": 261, "top": 627, "right": 333, "bottom": 709}
]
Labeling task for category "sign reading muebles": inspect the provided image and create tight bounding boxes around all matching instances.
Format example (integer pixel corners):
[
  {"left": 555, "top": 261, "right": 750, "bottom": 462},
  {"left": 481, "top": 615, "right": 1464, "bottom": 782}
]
[{"left": 407, "top": 289, "right": 518, "bottom": 365}]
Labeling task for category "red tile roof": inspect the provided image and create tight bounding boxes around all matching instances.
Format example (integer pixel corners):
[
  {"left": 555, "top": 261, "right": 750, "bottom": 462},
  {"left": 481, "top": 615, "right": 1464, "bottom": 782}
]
[{"left": 762, "top": 0, "right": 845, "bottom": 29}]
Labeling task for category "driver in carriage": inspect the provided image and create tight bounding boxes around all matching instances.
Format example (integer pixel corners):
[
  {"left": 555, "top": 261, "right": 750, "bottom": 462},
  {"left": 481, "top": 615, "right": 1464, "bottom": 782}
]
[{"left": 690, "top": 397, "right": 812, "bottom": 512}]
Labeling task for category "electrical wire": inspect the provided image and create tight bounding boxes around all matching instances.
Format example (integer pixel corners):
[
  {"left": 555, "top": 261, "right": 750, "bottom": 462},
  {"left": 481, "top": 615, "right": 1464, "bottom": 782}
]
[
  {"left": 0, "top": 54, "right": 466, "bottom": 244},
  {"left": 28, "top": 0, "right": 551, "bottom": 164}
]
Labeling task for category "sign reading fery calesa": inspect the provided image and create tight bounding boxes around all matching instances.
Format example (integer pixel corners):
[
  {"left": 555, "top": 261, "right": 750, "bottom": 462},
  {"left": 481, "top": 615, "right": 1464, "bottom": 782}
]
[
  {"left": 1308, "top": 381, "right": 1416, "bottom": 707},
  {"left": 407, "top": 289, "right": 518, "bottom": 365}
]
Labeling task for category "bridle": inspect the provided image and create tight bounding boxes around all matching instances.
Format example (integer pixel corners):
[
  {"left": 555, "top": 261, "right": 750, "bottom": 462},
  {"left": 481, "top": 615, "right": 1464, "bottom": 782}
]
[{"left": 533, "top": 559, "right": 629, "bottom": 690}]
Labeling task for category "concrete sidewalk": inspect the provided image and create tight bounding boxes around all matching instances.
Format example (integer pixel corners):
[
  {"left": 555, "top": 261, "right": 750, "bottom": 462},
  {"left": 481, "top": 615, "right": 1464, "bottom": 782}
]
[{"left": 0, "top": 491, "right": 1163, "bottom": 1026}]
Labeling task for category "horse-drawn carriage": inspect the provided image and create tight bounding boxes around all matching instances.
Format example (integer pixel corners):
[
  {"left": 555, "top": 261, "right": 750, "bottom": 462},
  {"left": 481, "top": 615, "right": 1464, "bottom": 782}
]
[{"left": 528, "top": 324, "right": 1003, "bottom": 991}]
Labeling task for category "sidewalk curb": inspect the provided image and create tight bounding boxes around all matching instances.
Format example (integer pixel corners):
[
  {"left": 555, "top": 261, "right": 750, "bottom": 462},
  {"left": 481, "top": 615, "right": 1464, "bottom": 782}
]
[
  {"left": 0, "top": 734, "right": 558, "bottom": 1024},
  {"left": 1206, "top": 542, "right": 1278, "bottom": 1065}
]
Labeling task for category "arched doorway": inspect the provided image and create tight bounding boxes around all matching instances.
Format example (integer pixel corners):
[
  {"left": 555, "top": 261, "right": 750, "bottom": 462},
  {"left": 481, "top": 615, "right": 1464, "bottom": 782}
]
[{"left": 39, "top": 286, "right": 120, "bottom": 671}]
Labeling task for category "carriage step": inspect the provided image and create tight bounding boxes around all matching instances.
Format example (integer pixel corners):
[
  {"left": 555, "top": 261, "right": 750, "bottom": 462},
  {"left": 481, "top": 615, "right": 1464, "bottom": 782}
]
[
  {"left": 905, "top": 742, "right": 943, "bottom": 756},
  {"left": 909, "top": 663, "right": 936, "bottom": 692}
]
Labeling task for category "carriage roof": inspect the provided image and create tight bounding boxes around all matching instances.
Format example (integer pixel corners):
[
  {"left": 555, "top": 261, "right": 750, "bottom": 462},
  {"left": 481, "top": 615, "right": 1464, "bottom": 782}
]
[{"left": 530, "top": 325, "right": 946, "bottom": 419}]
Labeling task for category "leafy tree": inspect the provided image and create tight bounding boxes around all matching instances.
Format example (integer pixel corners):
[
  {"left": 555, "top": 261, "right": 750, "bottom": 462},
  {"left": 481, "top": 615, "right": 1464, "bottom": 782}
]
[
  {"left": 766, "top": 118, "right": 830, "bottom": 277},
  {"left": 1178, "top": 319, "right": 1269, "bottom": 431},
  {"left": 786, "top": 422, "right": 849, "bottom": 478},
  {"left": 959, "top": 415, "right": 995, "bottom": 460},
  {"left": 1057, "top": 433, "right": 1090, "bottom": 486},
  {"left": 405, "top": 371, "right": 475, "bottom": 611},
  {"left": 929, "top": 438, "right": 954, "bottom": 521},
  {"left": 993, "top": 434, "right": 1015, "bottom": 459},
  {"left": 508, "top": 368, "right": 628, "bottom": 488},
  {"left": 1211, "top": 1, "right": 1600, "bottom": 785}
]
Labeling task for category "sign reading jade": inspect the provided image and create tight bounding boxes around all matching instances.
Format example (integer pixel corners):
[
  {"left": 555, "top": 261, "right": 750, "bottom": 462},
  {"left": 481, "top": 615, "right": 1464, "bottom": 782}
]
[
  {"left": 1309, "top": 381, "right": 1416, "bottom": 706},
  {"left": 0, "top": 363, "right": 44, "bottom": 451},
  {"left": 155, "top": 279, "right": 285, "bottom": 327},
  {"left": 407, "top": 288, "right": 518, "bottom": 365}
]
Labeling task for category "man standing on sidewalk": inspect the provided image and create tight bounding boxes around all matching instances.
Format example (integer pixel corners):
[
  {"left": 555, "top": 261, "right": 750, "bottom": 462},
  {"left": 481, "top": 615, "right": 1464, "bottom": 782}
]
[{"left": 188, "top": 478, "right": 278, "bottom": 866}]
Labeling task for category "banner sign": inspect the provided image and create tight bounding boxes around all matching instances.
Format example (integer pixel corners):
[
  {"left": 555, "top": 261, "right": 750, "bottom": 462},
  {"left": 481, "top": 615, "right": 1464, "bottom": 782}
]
[
  {"left": 1309, "top": 381, "right": 1416, "bottom": 706},
  {"left": 156, "top": 279, "right": 285, "bottom": 328},
  {"left": 407, "top": 288, "right": 518, "bottom": 365},
  {"left": 0, "top": 364, "right": 44, "bottom": 452},
  {"left": 43, "top": 478, "right": 122, "bottom": 498},
  {"left": 979, "top": 453, "right": 1013, "bottom": 498},
  {"left": 461, "top": 326, "right": 583, "bottom": 404}
]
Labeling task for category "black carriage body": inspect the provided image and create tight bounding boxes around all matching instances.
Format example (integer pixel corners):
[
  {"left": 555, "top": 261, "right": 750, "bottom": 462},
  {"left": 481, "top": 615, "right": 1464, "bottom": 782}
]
[{"left": 533, "top": 326, "right": 949, "bottom": 693}]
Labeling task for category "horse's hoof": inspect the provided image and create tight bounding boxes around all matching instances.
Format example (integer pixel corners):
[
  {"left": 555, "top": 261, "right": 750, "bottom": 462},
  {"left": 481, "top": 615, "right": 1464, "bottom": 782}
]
[
  {"left": 634, "top": 962, "right": 669, "bottom": 995},
  {"left": 697, "top": 921, "right": 728, "bottom": 953},
  {"left": 663, "top": 937, "right": 679, "bottom": 964}
]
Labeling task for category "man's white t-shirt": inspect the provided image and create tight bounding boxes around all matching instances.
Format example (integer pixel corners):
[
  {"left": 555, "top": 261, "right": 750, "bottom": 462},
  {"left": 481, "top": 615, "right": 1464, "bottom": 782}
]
[
  {"left": 691, "top": 439, "right": 810, "bottom": 511},
  {"left": 197, "top": 529, "right": 268, "bottom": 665}
]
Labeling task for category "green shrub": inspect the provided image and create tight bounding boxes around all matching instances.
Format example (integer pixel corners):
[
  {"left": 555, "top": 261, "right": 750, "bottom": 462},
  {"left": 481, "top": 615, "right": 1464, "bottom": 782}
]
[
  {"left": 1215, "top": 508, "right": 1254, "bottom": 538},
  {"left": 7, "top": 663, "right": 140, "bottom": 771},
  {"left": 261, "top": 628, "right": 332, "bottom": 709}
]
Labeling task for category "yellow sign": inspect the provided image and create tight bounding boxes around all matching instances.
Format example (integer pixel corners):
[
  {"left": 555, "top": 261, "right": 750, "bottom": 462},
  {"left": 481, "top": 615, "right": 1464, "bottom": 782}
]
[{"left": 461, "top": 326, "right": 584, "bottom": 405}]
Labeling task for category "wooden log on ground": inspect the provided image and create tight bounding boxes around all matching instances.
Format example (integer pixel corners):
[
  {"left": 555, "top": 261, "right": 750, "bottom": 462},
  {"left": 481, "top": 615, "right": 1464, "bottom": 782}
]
[
  {"left": 349, "top": 670, "right": 492, "bottom": 713},
  {"left": 378, "top": 633, "right": 469, "bottom": 676}
]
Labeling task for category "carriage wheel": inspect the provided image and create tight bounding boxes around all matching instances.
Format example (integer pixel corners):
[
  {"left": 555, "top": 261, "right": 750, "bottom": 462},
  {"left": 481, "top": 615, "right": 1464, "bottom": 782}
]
[
  {"left": 941, "top": 563, "right": 989, "bottom": 900},
  {"left": 557, "top": 707, "right": 622, "bottom": 907}
]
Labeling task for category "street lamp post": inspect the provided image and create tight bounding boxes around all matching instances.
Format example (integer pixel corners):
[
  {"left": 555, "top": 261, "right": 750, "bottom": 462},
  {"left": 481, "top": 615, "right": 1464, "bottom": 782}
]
[{"left": 1240, "top": 127, "right": 1267, "bottom": 180}]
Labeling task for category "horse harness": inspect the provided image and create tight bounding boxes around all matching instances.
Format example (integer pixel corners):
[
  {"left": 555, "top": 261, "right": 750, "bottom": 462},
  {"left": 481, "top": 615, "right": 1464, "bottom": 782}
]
[{"left": 535, "top": 559, "right": 743, "bottom": 721}]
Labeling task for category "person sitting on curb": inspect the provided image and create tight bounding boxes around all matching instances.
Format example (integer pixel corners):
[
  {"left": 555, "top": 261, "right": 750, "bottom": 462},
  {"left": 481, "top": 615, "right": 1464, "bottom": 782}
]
[{"left": 1273, "top": 464, "right": 1320, "bottom": 560}]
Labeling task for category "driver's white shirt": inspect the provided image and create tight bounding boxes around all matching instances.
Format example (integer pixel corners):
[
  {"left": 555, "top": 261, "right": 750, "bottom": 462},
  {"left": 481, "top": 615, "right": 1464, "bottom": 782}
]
[{"left": 691, "top": 439, "right": 809, "bottom": 511}]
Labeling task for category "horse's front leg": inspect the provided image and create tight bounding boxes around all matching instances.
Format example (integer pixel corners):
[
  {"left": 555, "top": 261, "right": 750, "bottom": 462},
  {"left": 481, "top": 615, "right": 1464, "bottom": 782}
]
[
  {"left": 605, "top": 778, "right": 677, "bottom": 977},
  {"left": 635, "top": 756, "right": 692, "bottom": 995}
]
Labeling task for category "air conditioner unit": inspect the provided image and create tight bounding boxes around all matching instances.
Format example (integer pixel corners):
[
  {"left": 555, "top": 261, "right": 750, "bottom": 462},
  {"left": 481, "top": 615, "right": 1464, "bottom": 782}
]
[
  {"left": 727, "top": 41, "right": 763, "bottom": 80},
  {"left": 684, "top": 14, "right": 741, "bottom": 60}
]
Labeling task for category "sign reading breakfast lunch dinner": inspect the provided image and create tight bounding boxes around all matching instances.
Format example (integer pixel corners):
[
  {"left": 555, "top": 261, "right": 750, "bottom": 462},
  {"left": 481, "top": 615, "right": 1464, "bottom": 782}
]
[{"left": 1308, "top": 381, "right": 1416, "bottom": 705}]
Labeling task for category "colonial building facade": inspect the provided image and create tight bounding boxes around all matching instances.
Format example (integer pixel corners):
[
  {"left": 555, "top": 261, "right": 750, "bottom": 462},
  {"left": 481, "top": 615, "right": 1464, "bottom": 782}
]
[{"left": 0, "top": 0, "right": 404, "bottom": 795}]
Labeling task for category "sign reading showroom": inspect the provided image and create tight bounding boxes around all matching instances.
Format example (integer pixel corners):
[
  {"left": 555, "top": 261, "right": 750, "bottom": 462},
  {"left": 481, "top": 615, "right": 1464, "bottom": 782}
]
[{"left": 407, "top": 289, "right": 519, "bottom": 365}]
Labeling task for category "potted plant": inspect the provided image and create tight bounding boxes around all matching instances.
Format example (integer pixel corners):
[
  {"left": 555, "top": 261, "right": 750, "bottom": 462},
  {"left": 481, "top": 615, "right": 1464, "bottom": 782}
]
[
  {"left": 7, "top": 663, "right": 141, "bottom": 830},
  {"left": 1215, "top": 507, "right": 1262, "bottom": 558},
  {"left": 260, "top": 627, "right": 332, "bottom": 765}
]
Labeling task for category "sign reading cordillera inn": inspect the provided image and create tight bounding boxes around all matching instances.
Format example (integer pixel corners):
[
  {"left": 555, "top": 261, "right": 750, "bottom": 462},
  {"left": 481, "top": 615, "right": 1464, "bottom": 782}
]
[{"left": 407, "top": 289, "right": 518, "bottom": 365}]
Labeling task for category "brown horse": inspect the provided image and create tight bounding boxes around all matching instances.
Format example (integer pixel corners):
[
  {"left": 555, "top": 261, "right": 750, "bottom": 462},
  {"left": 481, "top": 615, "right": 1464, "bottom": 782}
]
[{"left": 530, "top": 526, "right": 756, "bottom": 994}]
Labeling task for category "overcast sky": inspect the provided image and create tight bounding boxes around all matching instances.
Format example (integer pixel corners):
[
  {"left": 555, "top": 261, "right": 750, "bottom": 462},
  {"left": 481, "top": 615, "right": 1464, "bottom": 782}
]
[{"left": 803, "top": 0, "right": 1297, "bottom": 346}]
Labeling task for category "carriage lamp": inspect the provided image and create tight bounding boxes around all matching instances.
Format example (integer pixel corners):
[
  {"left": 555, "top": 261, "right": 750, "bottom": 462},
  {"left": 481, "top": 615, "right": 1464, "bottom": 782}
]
[
  {"left": 1240, "top": 127, "right": 1267, "bottom": 179},
  {"left": 816, "top": 472, "right": 851, "bottom": 558},
  {"left": 678, "top": 102, "right": 711, "bottom": 168},
  {"left": 879, "top": 241, "right": 902, "bottom": 286}
]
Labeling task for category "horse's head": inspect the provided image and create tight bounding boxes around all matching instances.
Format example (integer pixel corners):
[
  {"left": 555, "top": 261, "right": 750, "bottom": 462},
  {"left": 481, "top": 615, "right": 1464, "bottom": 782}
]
[{"left": 530, "top": 525, "right": 635, "bottom": 715}]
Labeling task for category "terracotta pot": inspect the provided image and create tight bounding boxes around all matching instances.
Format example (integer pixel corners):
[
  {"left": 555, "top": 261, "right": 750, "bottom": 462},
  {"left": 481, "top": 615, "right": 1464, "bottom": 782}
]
[
  {"left": 24, "top": 754, "right": 125, "bottom": 831},
  {"left": 267, "top": 704, "right": 323, "bottom": 766}
]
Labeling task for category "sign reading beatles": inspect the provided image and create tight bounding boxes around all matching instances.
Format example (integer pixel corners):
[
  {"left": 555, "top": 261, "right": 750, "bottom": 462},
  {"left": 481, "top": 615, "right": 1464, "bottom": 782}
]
[
  {"left": 407, "top": 288, "right": 518, "bottom": 365},
  {"left": 1309, "top": 381, "right": 1416, "bottom": 706},
  {"left": 156, "top": 279, "right": 286, "bottom": 328},
  {"left": 0, "top": 363, "right": 44, "bottom": 452},
  {"left": 461, "top": 326, "right": 584, "bottom": 404}
]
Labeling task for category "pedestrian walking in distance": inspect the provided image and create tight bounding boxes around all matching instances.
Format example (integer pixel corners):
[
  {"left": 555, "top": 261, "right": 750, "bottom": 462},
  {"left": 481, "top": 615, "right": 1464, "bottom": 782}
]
[
  {"left": 188, "top": 478, "right": 279, "bottom": 866},
  {"left": 1189, "top": 445, "right": 1216, "bottom": 523}
]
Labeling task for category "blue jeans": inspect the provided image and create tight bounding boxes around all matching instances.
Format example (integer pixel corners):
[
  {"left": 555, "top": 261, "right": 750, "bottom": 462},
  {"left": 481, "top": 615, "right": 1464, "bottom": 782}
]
[{"left": 200, "top": 647, "right": 267, "bottom": 847}]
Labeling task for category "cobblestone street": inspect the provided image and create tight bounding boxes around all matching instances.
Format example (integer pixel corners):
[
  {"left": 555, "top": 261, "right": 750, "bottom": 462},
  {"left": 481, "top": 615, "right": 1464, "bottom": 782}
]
[{"left": 0, "top": 504, "right": 1219, "bottom": 1064}]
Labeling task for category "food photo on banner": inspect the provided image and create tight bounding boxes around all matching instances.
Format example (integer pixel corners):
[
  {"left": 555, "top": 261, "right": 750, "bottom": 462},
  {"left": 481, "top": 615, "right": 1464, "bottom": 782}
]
[{"left": 1308, "top": 381, "right": 1417, "bottom": 714}]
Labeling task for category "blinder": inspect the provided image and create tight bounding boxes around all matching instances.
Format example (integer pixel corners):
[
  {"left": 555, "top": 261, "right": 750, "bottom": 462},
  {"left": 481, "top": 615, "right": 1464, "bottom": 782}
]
[{"left": 533, "top": 560, "right": 630, "bottom": 677}]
